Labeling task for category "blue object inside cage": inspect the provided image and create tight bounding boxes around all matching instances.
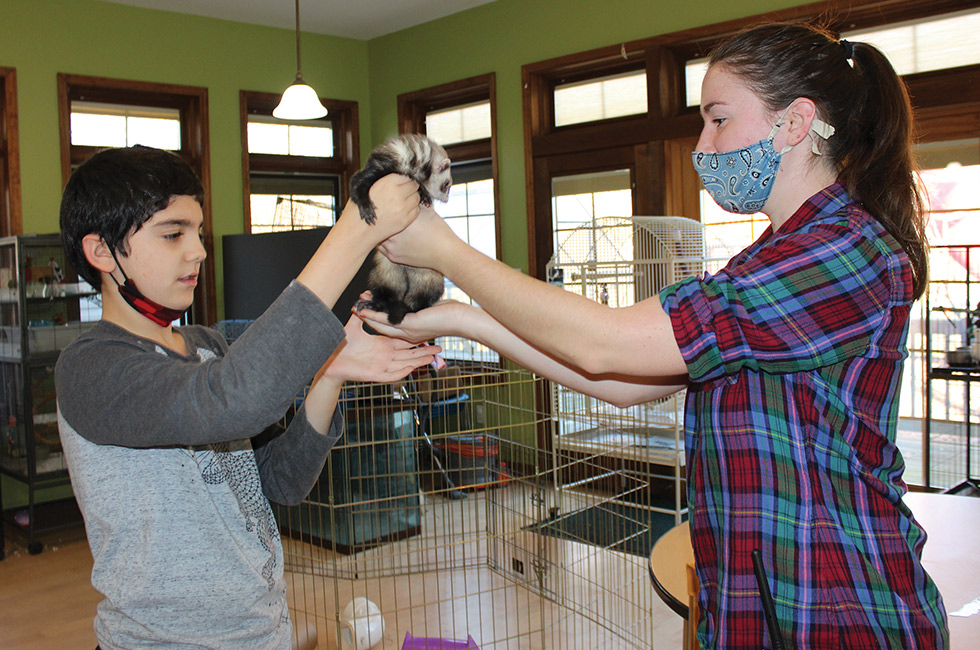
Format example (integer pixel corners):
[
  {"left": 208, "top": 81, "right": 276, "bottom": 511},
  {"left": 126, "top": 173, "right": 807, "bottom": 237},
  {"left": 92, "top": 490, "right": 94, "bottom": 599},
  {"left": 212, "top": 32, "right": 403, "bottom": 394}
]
[
  {"left": 274, "top": 398, "right": 421, "bottom": 554},
  {"left": 212, "top": 319, "right": 254, "bottom": 343},
  {"left": 428, "top": 393, "right": 468, "bottom": 418}
]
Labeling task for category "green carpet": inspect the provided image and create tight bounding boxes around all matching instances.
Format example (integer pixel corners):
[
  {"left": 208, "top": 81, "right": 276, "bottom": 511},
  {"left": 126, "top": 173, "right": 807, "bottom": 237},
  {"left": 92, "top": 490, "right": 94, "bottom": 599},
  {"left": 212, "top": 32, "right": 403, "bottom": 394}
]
[{"left": 526, "top": 500, "right": 682, "bottom": 558}]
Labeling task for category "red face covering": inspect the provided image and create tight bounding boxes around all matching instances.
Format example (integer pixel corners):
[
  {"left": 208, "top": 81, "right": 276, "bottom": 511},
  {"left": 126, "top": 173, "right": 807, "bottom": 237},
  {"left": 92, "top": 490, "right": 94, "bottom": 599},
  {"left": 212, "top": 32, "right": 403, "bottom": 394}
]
[{"left": 110, "top": 250, "right": 186, "bottom": 327}]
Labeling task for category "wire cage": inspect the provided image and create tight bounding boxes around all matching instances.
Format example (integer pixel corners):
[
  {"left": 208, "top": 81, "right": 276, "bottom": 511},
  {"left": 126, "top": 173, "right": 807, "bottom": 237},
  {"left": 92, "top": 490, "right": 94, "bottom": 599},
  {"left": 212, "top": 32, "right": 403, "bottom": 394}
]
[
  {"left": 544, "top": 216, "right": 716, "bottom": 532},
  {"left": 274, "top": 358, "right": 682, "bottom": 649},
  {"left": 546, "top": 216, "right": 709, "bottom": 308},
  {"left": 253, "top": 217, "right": 720, "bottom": 649}
]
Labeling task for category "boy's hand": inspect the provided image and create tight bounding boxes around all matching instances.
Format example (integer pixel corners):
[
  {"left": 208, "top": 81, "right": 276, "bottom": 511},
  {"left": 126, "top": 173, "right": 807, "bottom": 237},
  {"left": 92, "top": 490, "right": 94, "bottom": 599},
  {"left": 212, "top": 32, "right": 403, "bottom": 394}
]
[{"left": 324, "top": 311, "right": 441, "bottom": 383}]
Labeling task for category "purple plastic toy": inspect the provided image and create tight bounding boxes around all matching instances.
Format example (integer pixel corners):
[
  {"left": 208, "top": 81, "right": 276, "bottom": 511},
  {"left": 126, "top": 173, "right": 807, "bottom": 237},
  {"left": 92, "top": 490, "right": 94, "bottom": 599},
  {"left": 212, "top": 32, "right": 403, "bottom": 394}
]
[{"left": 401, "top": 632, "right": 479, "bottom": 650}]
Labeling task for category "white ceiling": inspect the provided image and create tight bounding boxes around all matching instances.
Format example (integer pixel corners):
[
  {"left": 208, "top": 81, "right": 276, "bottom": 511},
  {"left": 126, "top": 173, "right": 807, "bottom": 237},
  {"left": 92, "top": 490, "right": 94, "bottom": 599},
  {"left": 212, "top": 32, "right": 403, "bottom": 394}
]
[{"left": 101, "top": 0, "right": 498, "bottom": 40}]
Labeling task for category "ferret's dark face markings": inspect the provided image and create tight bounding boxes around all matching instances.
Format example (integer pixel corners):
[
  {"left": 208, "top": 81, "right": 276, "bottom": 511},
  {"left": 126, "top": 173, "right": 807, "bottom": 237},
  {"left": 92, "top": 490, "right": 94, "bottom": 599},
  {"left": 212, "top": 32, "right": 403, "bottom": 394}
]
[{"left": 426, "top": 150, "right": 452, "bottom": 203}]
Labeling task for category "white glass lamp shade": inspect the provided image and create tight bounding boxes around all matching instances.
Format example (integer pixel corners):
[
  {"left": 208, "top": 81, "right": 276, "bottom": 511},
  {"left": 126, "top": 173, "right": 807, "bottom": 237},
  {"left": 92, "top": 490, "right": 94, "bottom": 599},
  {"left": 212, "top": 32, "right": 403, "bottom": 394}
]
[{"left": 273, "top": 78, "right": 328, "bottom": 120}]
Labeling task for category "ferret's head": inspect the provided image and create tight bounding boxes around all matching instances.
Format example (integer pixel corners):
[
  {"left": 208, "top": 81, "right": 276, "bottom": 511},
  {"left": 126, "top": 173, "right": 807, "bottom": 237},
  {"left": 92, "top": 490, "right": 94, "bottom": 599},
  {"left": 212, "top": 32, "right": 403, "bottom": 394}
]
[{"left": 425, "top": 140, "right": 452, "bottom": 203}]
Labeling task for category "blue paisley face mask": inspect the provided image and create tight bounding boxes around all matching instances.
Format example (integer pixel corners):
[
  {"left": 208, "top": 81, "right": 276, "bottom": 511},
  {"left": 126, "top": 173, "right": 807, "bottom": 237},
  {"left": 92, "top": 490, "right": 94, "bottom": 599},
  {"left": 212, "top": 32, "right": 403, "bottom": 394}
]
[{"left": 691, "top": 107, "right": 835, "bottom": 214}]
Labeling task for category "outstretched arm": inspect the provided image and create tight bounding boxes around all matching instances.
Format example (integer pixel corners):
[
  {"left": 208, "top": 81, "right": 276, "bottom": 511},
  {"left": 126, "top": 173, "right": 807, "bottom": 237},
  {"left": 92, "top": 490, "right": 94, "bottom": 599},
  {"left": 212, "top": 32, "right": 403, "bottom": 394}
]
[
  {"left": 302, "top": 313, "right": 442, "bottom": 433},
  {"left": 359, "top": 300, "right": 686, "bottom": 408},
  {"left": 297, "top": 174, "right": 420, "bottom": 311},
  {"left": 377, "top": 208, "right": 688, "bottom": 379}
]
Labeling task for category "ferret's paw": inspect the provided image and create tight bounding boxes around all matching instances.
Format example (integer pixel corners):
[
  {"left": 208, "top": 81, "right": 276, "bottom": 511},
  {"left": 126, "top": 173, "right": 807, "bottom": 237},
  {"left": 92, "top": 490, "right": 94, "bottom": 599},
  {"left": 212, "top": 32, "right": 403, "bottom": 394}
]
[{"left": 357, "top": 203, "right": 378, "bottom": 225}]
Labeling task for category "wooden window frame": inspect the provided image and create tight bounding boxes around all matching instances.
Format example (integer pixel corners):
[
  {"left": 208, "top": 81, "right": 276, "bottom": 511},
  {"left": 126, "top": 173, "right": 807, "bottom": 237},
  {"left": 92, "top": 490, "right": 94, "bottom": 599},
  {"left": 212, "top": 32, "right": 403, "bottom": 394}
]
[
  {"left": 57, "top": 73, "right": 215, "bottom": 325},
  {"left": 0, "top": 67, "right": 22, "bottom": 237},
  {"left": 522, "top": 0, "right": 980, "bottom": 280},
  {"left": 239, "top": 91, "right": 359, "bottom": 233},
  {"left": 397, "top": 73, "right": 502, "bottom": 260}
]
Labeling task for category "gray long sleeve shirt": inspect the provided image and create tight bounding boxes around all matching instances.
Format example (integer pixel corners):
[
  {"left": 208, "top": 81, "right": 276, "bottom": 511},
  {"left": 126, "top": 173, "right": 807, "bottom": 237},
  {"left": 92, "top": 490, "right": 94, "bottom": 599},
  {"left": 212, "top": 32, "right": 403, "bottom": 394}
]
[{"left": 56, "top": 282, "right": 345, "bottom": 649}]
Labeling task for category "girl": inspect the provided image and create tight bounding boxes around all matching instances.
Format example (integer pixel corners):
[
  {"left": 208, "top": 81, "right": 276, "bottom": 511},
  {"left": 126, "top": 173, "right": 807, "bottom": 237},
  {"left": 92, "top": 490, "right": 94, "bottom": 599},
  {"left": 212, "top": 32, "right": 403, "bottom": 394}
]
[{"left": 362, "top": 22, "right": 948, "bottom": 650}]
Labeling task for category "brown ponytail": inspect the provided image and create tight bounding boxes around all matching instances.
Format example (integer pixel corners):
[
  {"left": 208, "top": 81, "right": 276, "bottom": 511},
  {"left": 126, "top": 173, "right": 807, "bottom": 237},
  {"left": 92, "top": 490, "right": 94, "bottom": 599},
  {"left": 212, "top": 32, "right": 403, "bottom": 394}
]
[{"left": 708, "top": 23, "right": 928, "bottom": 298}]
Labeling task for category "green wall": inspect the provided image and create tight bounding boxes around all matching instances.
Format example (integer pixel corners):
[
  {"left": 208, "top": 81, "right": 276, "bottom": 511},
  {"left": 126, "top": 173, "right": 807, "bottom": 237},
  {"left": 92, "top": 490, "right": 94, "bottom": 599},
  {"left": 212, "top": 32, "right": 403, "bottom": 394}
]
[
  {"left": 0, "top": 0, "right": 370, "bottom": 312},
  {"left": 365, "top": 0, "right": 810, "bottom": 270},
  {"left": 1, "top": 0, "right": 818, "bottom": 512},
  {"left": 0, "top": 0, "right": 809, "bottom": 303}
]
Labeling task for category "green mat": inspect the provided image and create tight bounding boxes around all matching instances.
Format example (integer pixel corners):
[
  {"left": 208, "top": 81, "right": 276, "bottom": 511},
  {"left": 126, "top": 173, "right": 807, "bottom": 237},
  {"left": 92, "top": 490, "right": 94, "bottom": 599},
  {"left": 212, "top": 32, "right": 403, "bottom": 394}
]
[{"left": 526, "top": 500, "right": 682, "bottom": 557}]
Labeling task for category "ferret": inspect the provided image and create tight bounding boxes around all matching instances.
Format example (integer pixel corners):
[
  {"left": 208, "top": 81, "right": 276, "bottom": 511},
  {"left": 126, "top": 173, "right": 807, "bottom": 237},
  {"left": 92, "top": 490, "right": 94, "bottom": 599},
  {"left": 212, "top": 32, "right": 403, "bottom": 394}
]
[{"left": 350, "top": 134, "right": 452, "bottom": 324}]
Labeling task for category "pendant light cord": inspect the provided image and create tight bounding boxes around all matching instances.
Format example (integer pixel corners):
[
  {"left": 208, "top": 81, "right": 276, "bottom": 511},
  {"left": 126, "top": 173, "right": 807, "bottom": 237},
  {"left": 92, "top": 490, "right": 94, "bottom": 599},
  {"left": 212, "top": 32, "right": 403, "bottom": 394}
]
[{"left": 293, "top": 0, "right": 303, "bottom": 79}]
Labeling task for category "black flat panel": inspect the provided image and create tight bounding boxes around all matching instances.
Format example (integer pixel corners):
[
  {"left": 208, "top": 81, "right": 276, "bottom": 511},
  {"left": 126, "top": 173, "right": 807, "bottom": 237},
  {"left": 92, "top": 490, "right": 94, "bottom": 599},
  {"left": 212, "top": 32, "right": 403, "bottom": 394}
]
[{"left": 222, "top": 227, "right": 374, "bottom": 322}]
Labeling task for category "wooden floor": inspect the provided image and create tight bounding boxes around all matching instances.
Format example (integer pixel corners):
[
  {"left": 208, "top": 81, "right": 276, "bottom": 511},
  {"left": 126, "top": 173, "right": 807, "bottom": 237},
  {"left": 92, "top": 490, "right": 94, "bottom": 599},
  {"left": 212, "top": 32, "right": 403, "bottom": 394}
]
[
  {"left": 0, "top": 487, "right": 683, "bottom": 650},
  {"left": 0, "top": 523, "right": 101, "bottom": 650}
]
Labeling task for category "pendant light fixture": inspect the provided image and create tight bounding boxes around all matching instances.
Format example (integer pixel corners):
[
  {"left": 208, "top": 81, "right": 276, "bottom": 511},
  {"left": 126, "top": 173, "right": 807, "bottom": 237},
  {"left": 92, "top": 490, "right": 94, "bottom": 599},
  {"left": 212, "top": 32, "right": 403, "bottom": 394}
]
[{"left": 273, "top": 0, "right": 328, "bottom": 120}]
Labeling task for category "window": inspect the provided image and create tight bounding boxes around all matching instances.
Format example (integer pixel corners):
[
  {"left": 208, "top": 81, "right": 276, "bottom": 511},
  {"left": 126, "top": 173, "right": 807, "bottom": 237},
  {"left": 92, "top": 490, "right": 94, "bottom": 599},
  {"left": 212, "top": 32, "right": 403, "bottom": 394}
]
[
  {"left": 240, "top": 91, "right": 358, "bottom": 233},
  {"left": 247, "top": 115, "right": 334, "bottom": 157},
  {"left": 551, "top": 169, "right": 633, "bottom": 251},
  {"left": 554, "top": 70, "right": 647, "bottom": 127},
  {"left": 843, "top": 7, "right": 980, "bottom": 76},
  {"left": 682, "top": 7, "right": 980, "bottom": 108},
  {"left": 425, "top": 100, "right": 491, "bottom": 145},
  {"left": 441, "top": 160, "right": 496, "bottom": 259},
  {"left": 399, "top": 75, "right": 498, "bottom": 258},
  {"left": 420, "top": 97, "right": 497, "bottom": 261},
  {"left": 907, "top": 134, "right": 980, "bottom": 487},
  {"left": 0, "top": 67, "right": 21, "bottom": 237},
  {"left": 248, "top": 175, "right": 338, "bottom": 234},
  {"left": 69, "top": 102, "right": 181, "bottom": 150},
  {"left": 700, "top": 193, "right": 769, "bottom": 261},
  {"left": 684, "top": 58, "right": 709, "bottom": 108},
  {"left": 523, "top": 0, "right": 980, "bottom": 487},
  {"left": 245, "top": 114, "right": 336, "bottom": 232},
  {"left": 58, "top": 74, "right": 213, "bottom": 325},
  {"left": 399, "top": 74, "right": 499, "bottom": 363}
]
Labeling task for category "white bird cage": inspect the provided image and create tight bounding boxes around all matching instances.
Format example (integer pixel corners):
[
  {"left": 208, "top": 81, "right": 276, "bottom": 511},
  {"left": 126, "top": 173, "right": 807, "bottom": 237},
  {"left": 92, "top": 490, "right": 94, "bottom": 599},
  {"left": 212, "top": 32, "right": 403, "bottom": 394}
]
[
  {"left": 545, "top": 216, "right": 711, "bottom": 528},
  {"left": 547, "top": 215, "right": 708, "bottom": 308}
]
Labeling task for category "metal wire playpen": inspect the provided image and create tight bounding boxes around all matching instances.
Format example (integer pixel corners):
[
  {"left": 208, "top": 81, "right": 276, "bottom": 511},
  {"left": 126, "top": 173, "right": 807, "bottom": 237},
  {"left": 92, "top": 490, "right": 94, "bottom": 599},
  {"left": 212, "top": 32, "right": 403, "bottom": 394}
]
[
  {"left": 271, "top": 361, "right": 682, "bottom": 649},
  {"left": 215, "top": 214, "right": 720, "bottom": 649}
]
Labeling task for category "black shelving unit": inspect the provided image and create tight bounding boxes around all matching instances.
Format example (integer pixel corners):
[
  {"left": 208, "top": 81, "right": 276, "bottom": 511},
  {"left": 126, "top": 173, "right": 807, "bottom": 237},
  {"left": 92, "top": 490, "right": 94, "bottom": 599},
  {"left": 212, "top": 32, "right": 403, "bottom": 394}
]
[
  {"left": 0, "top": 234, "right": 99, "bottom": 556},
  {"left": 923, "top": 244, "right": 980, "bottom": 493}
]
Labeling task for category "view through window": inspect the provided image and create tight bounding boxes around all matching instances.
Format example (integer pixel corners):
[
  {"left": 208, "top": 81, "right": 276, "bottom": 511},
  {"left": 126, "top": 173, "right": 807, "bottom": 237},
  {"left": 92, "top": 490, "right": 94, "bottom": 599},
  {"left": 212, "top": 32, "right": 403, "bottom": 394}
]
[
  {"left": 246, "top": 113, "right": 337, "bottom": 232},
  {"left": 554, "top": 71, "right": 647, "bottom": 127},
  {"left": 551, "top": 169, "right": 633, "bottom": 253},
  {"left": 405, "top": 81, "right": 499, "bottom": 363},
  {"left": 70, "top": 102, "right": 181, "bottom": 150},
  {"left": 911, "top": 141, "right": 980, "bottom": 487},
  {"left": 684, "top": 7, "right": 980, "bottom": 108}
]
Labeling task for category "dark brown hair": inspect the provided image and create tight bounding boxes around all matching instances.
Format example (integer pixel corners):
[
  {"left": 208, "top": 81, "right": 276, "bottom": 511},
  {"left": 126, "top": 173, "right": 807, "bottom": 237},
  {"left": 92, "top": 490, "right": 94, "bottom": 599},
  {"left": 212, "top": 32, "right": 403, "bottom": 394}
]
[
  {"left": 60, "top": 146, "right": 205, "bottom": 290},
  {"left": 709, "top": 22, "right": 928, "bottom": 298}
]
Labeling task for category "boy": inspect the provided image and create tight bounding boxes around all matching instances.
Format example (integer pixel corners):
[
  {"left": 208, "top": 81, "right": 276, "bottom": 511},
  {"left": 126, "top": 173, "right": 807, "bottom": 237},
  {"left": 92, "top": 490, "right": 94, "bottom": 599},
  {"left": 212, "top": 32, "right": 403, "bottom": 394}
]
[{"left": 56, "top": 146, "right": 437, "bottom": 649}]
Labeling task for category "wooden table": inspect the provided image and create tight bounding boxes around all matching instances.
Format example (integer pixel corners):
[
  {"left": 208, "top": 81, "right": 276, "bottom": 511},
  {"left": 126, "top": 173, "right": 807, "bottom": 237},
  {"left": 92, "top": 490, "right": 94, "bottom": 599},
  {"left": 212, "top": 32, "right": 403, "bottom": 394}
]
[
  {"left": 648, "top": 520, "right": 694, "bottom": 618},
  {"left": 648, "top": 492, "right": 980, "bottom": 648}
]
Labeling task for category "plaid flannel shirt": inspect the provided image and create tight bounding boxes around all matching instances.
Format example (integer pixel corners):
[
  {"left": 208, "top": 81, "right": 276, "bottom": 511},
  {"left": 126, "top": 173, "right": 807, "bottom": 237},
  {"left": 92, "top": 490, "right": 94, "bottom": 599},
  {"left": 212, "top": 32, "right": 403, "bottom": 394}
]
[{"left": 660, "top": 184, "right": 949, "bottom": 649}]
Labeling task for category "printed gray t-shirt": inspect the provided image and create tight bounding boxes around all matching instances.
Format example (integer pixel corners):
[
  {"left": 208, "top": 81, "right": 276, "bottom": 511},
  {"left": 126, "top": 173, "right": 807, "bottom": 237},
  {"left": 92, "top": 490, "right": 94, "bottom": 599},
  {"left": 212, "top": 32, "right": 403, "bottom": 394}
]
[{"left": 56, "top": 282, "right": 345, "bottom": 649}]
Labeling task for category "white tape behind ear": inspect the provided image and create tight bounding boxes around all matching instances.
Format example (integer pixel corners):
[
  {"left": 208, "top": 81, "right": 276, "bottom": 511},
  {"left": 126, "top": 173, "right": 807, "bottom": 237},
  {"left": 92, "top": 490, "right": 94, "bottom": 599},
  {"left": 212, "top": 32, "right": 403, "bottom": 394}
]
[{"left": 809, "top": 119, "right": 836, "bottom": 155}]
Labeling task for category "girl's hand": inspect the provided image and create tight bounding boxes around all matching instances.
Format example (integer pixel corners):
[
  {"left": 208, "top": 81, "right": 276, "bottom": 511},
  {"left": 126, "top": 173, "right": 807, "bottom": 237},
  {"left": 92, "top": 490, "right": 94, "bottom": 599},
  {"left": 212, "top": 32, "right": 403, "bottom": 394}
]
[
  {"left": 357, "top": 295, "right": 469, "bottom": 343},
  {"left": 377, "top": 206, "right": 459, "bottom": 273},
  {"left": 323, "top": 311, "right": 441, "bottom": 383}
]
